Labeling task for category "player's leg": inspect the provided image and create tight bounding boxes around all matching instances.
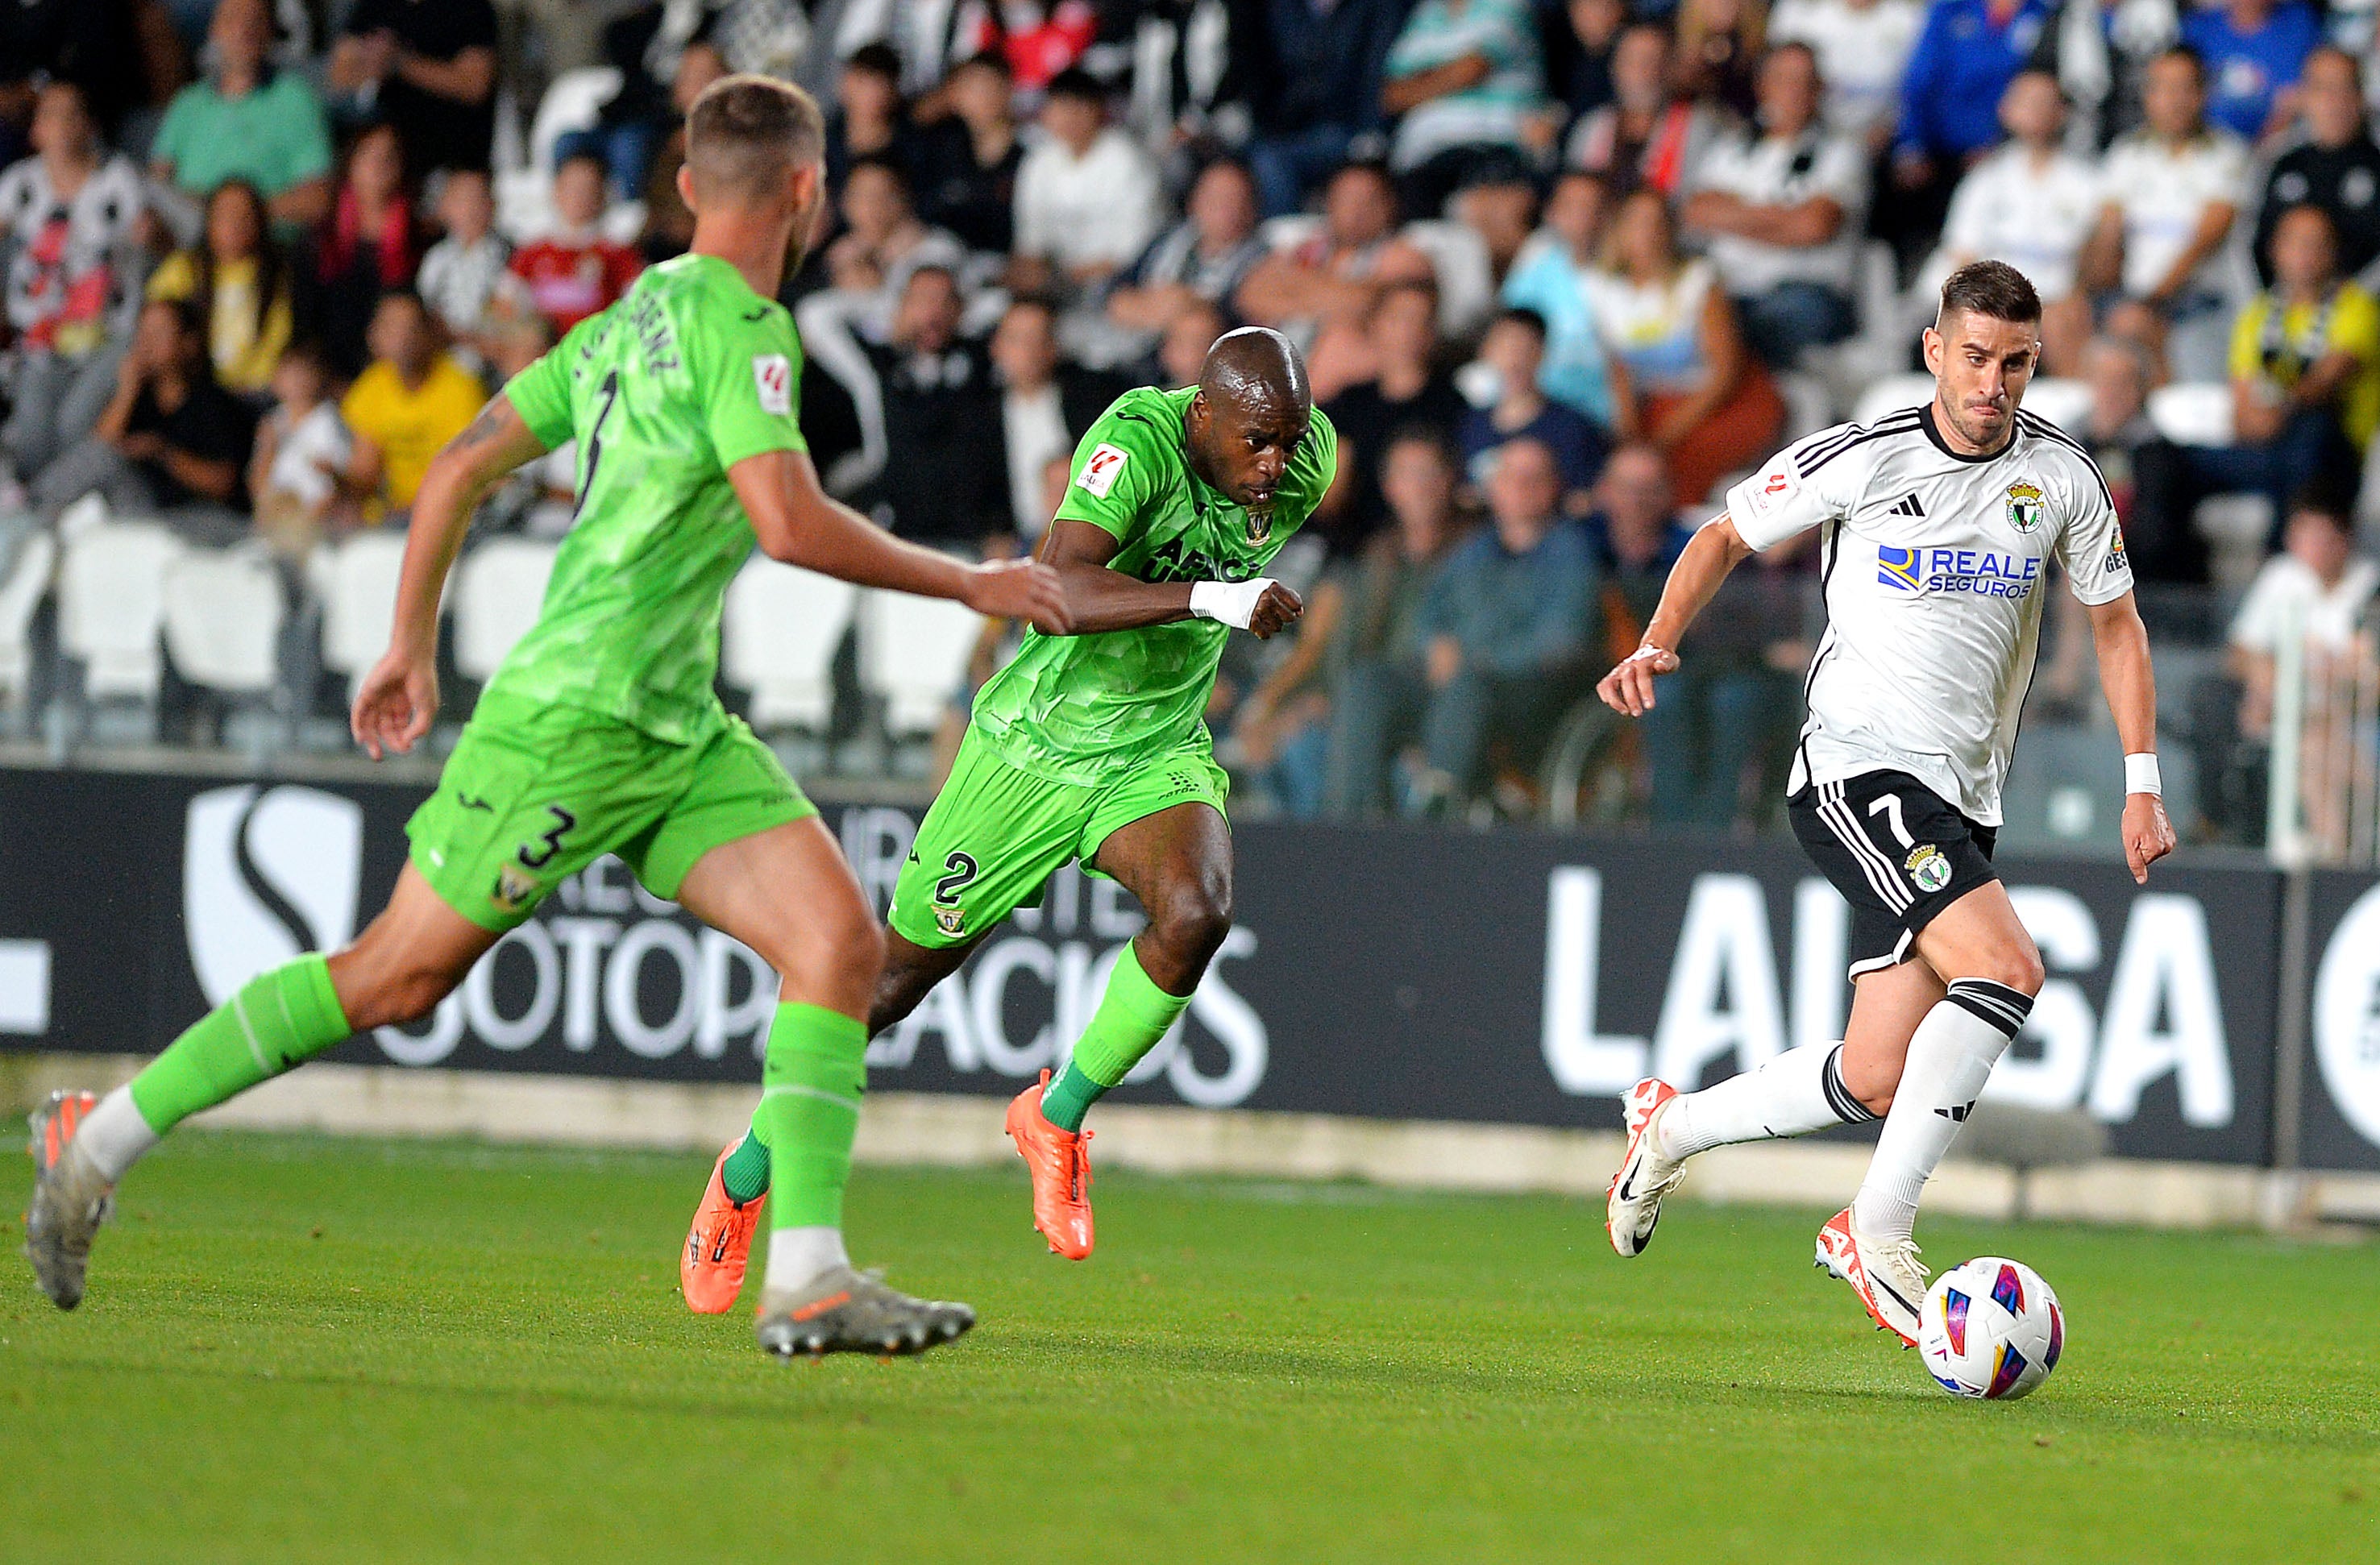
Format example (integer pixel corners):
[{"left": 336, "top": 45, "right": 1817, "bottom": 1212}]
[
  {"left": 669, "top": 817, "right": 974, "bottom": 1355},
  {"left": 682, "top": 727, "right": 1080, "bottom": 1289},
  {"left": 26, "top": 866, "right": 496, "bottom": 1309},
  {"left": 1848, "top": 880, "right": 2041, "bottom": 1245},
  {"left": 1608, "top": 785, "right": 1939, "bottom": 1258},
  {"left": 707, "top": 928, "right": 977, "bottom": 1219},
  {"left": 986, "top": 798, "right": 1226, "bottom": 1263}
]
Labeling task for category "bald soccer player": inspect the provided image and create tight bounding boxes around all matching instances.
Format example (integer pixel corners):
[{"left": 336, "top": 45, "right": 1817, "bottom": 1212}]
[
  {"left": 683, "top": 330, "right": 1331, "bottom": 1302},
  {"left": 25, "top": 76, "right": 1072, "bottom": 1360}
]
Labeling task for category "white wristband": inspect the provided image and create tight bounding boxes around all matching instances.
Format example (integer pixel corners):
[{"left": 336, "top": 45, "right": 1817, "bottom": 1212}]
[
  {"left": 2125, "top": 753, "right": 2162, "bottom": 797},
  {"left": 1189, "top": 578, "right": 1274, "bottom": 631}
]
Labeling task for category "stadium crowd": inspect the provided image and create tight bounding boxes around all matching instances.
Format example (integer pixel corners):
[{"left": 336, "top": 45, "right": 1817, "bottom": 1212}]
[{"left": 6, "top": 0, "right": 2380, "bottom": 843}]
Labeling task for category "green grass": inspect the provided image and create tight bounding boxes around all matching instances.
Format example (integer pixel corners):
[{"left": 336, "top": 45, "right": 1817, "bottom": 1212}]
[{"left": 2, "top": 1133, "right": 2375, "bottom": 1563}]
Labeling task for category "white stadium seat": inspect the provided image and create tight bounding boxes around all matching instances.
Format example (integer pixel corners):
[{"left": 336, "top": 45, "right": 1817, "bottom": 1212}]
[
  {"left": 0, "top": 530, "right": 56, "bottom": 712},
  {"left": 453, "top": 538, "right": 559, "bottom": 683},
  {"left": 2017, "top": 377, "right": 2091, "bottom": 434},
  {"left": 859, "top": 590, "right": 985, "bottom": 738},
  {"left": 58, "top": 521, "right": 184, "bottom": 703},
  {"left": 2147, "top": 383, "right": 2235, "bottom": 448},
  {"left": 1850, "top": 374, "right": 1938, "bottom": 431},
  {"left": 317, "top": 530, "right": 412, "bottom": 696},
  {"left": 722, "top": 554, "right": 858, "bottom": 733},
  {"left": 163, "top": 549, "right": 285, "bottom": 695}
]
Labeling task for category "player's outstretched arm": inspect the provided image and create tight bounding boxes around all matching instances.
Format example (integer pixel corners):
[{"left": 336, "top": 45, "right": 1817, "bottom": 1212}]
[
  {"left": 2083, "top": 589, "right": 2178, "bottom": 883},
  {"left": 1034, "top": 520, "right": 1303, "bottom": 639},
  {"left": 351, "top": 396, "right": 550, "bottom": 760},
  {"left": 1597, "top": 514, "right": 1755, "bottom": 716},
  {"left": 729, "top": 449, "right": 1072, "bottom": 633}
]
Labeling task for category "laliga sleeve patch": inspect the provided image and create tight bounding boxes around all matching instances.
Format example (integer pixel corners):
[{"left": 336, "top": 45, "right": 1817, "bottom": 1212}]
[
  {"left": 1747, "top": 462, "right": 1795, "bottom": 518},
  {"left": 752, "top": 354, "right": 792, "bottom": 415},
  {"left": 1078, "top": 442, "right": 1130, "bottom": 499}
]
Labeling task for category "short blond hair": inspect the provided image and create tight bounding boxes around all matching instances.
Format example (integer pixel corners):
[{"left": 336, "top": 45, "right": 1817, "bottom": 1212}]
[{"left": 685, "top": 74, "right": 824, "bottom": 202}]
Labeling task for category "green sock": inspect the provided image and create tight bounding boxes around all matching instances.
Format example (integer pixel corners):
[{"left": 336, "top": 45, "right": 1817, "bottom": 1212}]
[
  {"left": 720, "top": 1122, "right": 771, "bottom": 1206},
  {"left": 128, "top": 955, "right": 351, "bottom": 1135},
  {"left": 1041, "top": 944, "right": 1192, "bottom": 1132},
  {"left": 755, "top": 1003, "right": 868, "bottom": 1230}
]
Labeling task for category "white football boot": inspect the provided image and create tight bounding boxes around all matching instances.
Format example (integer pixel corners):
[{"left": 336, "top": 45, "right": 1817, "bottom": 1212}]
[
  {"left": 1605, "top": 1078, "right": 1686, "bottom": 1257},
  {"left": 1814, "top": 1207, "right": 1927, "bottom": 1347}
]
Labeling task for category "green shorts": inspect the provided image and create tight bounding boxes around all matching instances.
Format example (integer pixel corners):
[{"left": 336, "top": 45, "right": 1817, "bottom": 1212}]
[
  {"left": 408, "top": 691, "right": 816, "bottom": 932},
  {"left": 888, "top": 723, "right": 1229, "bottom": 949}
]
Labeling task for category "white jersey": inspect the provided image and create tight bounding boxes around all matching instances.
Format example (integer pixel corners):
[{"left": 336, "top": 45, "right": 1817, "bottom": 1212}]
[{"left": 1726, "top": 403, "right": 2134, "bottom": 826}]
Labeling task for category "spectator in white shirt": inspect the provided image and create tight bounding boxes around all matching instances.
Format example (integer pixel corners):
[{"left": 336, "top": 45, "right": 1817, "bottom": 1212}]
[
  {"left": 987, "top": 297, "right": 1123, "bottom": 542},
  {"left": 2085, "top": 47, "right": 2249, "bottom": 380},
  {"left": 247, "top": 341, "right": 352, "bottom": 558},
  {"left": 2222, "top": 490, "right": 2378, "bottom": 850},
  {"left": 1009, "top": 68, "right": 1164, "bottom": 301},
  {"left": 1767, "top": 0, "right": 1924, "bottom": 152},
  {"left": 415, "top": 168, "right": 512, "bottom": 373},
  {"left": 1680, "top": 44, "right": 1869, "bottom": 367},
  {"left": 1928, "top": 70, "right": 2101, "bottom": 374}
]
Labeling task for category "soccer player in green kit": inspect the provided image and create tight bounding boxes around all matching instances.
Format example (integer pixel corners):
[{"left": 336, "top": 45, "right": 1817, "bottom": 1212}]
[
  {"left": 23, "top": 76, "right": 1072, "bottom": 1360},
  {"left": 680, "top": 327, "right": 1330, "bottom": 1303}
]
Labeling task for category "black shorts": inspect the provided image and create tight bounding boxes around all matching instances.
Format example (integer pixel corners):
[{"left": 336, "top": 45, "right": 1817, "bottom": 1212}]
[{"left": 1788, "top": 770, "right": 2000, "bottom": 982}]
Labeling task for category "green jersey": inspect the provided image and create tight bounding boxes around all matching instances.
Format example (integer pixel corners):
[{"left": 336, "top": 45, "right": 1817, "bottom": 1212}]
[
  {"left": 971, "top": 385, "right": 1337, "bottom": 783},
  {"left": 496, "top": 253, "right": 807, "bottom": 745}
]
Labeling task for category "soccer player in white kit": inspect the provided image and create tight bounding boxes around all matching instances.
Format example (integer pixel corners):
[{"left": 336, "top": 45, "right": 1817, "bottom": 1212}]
[{"left": 1595, "top": 261, "right": 2178, "bottom": 1346}]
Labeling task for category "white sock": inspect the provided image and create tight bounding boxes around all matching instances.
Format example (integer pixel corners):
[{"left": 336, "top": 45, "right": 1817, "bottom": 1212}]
[
  {"left": 762, "top": 1225, "right": 849, "bottom": 1296},
  {"left": 76, "top": 1087, "right": 160, "bottom": 1183},
  {"left": 1656, "top": 1042, "right": 1875, "bottom": 1160},
  {"left": 1850, "top": 979, "right": 2033, "bottom": 1241}
]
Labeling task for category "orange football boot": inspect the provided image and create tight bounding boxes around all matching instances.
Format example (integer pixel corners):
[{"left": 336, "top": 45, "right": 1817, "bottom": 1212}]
[
  {"left": 681, "top": 1143, "right": 766, "bottom": 1314},
  {"left": 1003, "top": 1069, "right": 1094, "bottom": 1260}
]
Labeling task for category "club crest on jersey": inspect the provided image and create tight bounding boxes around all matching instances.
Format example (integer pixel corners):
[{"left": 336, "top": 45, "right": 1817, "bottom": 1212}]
[
  {"left": 1246, "top": 505, "right": 1273, "bottom": 544},
  {"left": 933, "top": 903, "right": 965, "bottom": 937},
  {"left": 2004, "top": 481, "right": 2046, "bottom": 535},
  {"left": 1904, "top": 844, "right": 1954, "bottom": 894}
]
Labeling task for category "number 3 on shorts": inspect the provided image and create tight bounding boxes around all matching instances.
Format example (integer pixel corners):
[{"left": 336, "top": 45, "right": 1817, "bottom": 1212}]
[{"left": 518, "top": 804, "right": 576, "bottom": 869}]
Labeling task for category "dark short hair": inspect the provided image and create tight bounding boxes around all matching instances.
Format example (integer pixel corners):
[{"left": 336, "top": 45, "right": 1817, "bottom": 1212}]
[
  {"left": 845, "top": 43, "right": 903, "bottom": 83},
  {"left": 844, "top": 151, "right": 911, "bottom": 192},
  {"left": 953, "top": 48, "right": 1011, "bottom": 79},
  {"left": 1383, "top": 424, "right": 1455, "bottom": 467},
  {"left": 2289, "top": 483, "right": 2356, "bottom": 530},
  {"left": 1045, "top": 67, "right": 1104, "bottom": 105},
  {"left": 1495, "top": 305, "right": 1549, "bottom": 342},
  {"left": 2154, "top": 44, "right": 2205, "bottom": 83},
  {"left": 1938, "top": 259, "right": 2042, "bottom": 328},
  {"left": 146, "top": 295, "right": 206, "bottom": 338},
  {"left": 687, "top": 74, "right": 825, "bottom": 200},
  {"left": 373, "top": 285, "right": 428, "bottom": 319}
]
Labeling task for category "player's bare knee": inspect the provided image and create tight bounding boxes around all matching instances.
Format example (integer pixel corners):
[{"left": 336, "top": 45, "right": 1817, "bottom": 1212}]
[
  {"left": 1147, "top": 882, "right": 1232, "bottom": 974},
  {"left": 330, "top": 952, "right": 458, "bottom": 1031},
  {"left": 1963, "top": 945, "right": 2045, "bottom": 998}
]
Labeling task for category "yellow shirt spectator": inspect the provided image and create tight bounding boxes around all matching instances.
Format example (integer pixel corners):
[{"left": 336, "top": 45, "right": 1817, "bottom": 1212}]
[
  {"left": 146, "top": 251, "right": 293, "bottom": 396},
  {"left": 2228, "top": 281, "right": 2380, "bottom": 451},
  {"left": 340, "top": 352, "right": 485, "bottom": 514}
]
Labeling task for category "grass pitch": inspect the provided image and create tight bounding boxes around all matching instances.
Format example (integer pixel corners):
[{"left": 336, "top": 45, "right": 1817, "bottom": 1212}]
[{"left": 2, "top": 1133, "right": 2374, "bottom": 1563}]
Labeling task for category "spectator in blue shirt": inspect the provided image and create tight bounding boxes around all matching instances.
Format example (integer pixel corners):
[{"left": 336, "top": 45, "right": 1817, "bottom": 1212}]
[
  {"left": 1240, "top": 0, "right": 1413, "bottom": 218},
  {"left": 1883, "top": 0, "right": 2054, "bottom": 267},
  {"left": 2183, "top": 0, "right": 2321, "bottom": 146},
  {"left": 1458, "top": 307, "right": 1612, "bottom": 507},
  {"left": 1501, "top": 168, "right": 1617, "bottom": 425},
  {"left": 1410, "top": 435, "right": 1597, "bottom": 812}
]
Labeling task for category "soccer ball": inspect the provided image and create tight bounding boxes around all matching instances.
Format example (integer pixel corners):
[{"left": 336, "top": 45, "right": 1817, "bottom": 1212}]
[{"left": 1917, "top": 1256, "right": 2063, "bottom": 1400}]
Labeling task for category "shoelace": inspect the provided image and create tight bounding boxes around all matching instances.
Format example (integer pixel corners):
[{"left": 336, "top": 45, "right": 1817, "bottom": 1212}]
[
  {"left": 1065, "top": 1129, "right": 1094, "bottom": 1202},
  {"left": 1869, "top": 1235, "right": 1929, "bottom": 1292}
]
